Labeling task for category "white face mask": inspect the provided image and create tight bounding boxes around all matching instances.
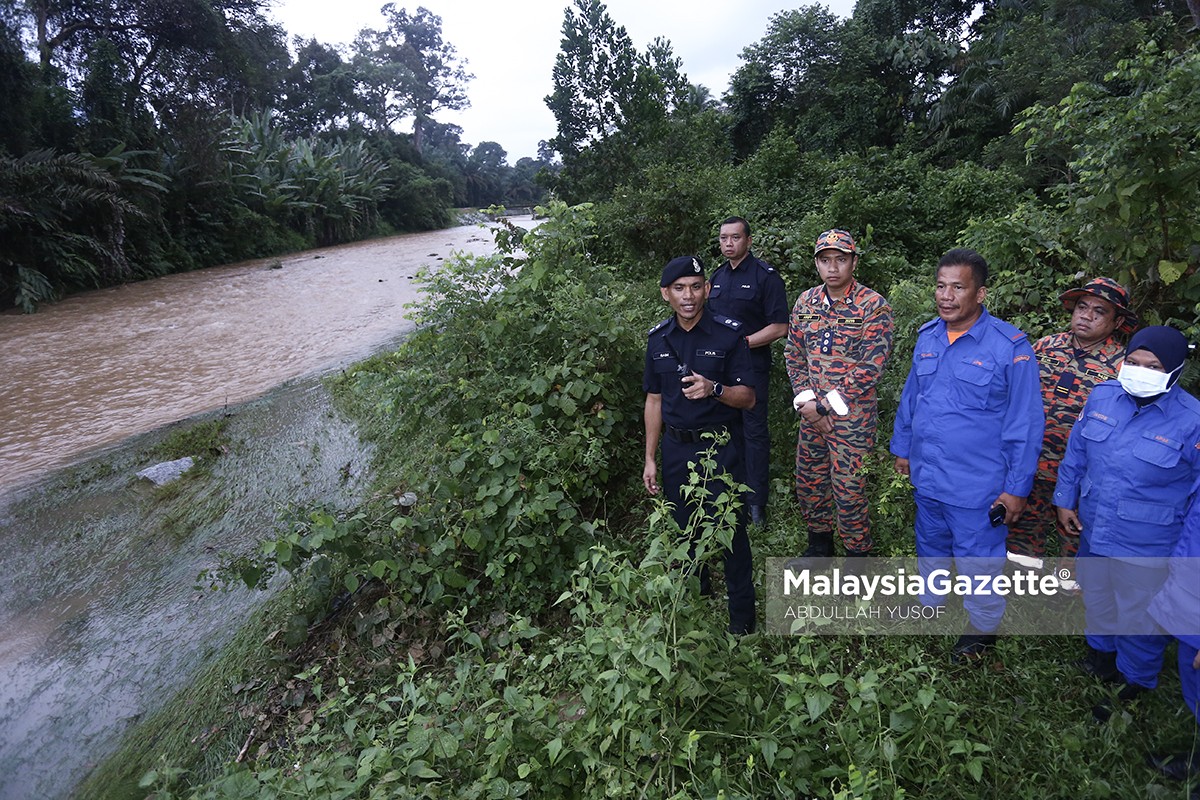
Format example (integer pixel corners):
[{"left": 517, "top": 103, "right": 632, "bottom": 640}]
[{"left": 1118, "top": 362, "right": 1177, "bottom": 398}]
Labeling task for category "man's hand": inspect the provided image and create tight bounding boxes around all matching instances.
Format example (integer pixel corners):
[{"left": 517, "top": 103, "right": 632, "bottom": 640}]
[
  {"left": 643, "top": 460, "right": 659, "bottom": 495},
  {"left": 680, "top": 372, "right": 714, "bottom": 401},
  {"left": 1057, "top": 507, "right": 1083, "bottom": 536},
  {"left": 993, "top": 492, "right": 1028, "bottom": 526},
  {"left": 893, "top": 457, "right": 910, "bottom": 476},
  {"left": 797, "top": 400, "right": 833, "bottom": 435}
]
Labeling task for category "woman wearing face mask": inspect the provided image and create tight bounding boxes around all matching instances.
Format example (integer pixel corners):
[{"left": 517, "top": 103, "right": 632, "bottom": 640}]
[{"left": 1053, "top": 326, "right": 1200, "bottom": 720}]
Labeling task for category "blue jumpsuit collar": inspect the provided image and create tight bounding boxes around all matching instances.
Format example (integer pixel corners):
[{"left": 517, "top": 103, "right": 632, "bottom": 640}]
[{"left": 933, "top": 305, "right": 992, "bottom": 343}]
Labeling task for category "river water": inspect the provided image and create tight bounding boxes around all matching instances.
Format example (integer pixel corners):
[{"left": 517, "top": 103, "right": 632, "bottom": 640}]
[
  {"left": 0, "top": 219, "right": 528, "bottom": 799},
  {"left": 0, "top": 222, "right": 516, "bottom": 494}
]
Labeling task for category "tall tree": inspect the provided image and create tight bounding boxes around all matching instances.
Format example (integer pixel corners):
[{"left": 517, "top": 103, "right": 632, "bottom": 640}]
[
  {"left": 544, "top": 0, "right": 691, "bottom": 199},
  {"left": 463, "top": 140, "right": 507, "bottom": 206},
  {"left": 546, "top": 0, "right": 640, "bottom": 158},
  {"left": 930, "top": 0, "right": 1185, "bottom": 162},
  {"left": 0, "top": 6, "right": 35, "bottom": 154},
  {"left": 1017, "top": 42, "right": 1200, "bottom": 315},
  {"left": 79, "top": 36, "right": 133, "bottom": 150},
  {"left": 279, "top": 38, "right": 360, "bottom": 136},
  {"left": 351, "top": 4, "right": 472, "bottom": 152},
  {"left": 545, "top": 0, "right": 691, "bottom": 158},
  {"left": 23, "top": 0, "right": 287, "bottom": 126},
  {"left": 724, "top": 6, "right": 843, "bottom": 156},
  {"left": 725, "top": 0, "right": 973, "bottom": 156}
]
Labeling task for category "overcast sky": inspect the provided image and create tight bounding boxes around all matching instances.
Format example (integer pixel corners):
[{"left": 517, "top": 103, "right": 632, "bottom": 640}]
[{"left": 269, "top": 0, "right": 856, "bottom": 162}]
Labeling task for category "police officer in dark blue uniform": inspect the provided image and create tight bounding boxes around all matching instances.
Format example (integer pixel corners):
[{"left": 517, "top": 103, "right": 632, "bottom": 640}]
[
  {"left": 707, "top": 216, "right": 789, "bottom": 527},
  {"left": 643, "top": 255, "right": 758, "bottom": 634}
]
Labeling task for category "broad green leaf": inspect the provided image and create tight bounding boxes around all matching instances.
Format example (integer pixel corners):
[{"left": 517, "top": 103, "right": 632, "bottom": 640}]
[
  {"left": 1159, "top": 259, "right": 1188, "bottom": 285},
  {"left": 806, "top": 690, "right": 835, "bottom": 722}
]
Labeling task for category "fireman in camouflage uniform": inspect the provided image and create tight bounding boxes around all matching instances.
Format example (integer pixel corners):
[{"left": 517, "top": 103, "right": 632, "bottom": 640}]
[
  {"left": 1006, "top": 277, "right": 1137, "bottom": 564},
  {"left": 785, "top": 230, "right": 894, "bottom": 556}
]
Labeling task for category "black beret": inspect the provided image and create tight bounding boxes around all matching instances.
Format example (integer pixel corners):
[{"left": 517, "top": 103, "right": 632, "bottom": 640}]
[{"left": 660, "top": 255, "right": 705, "bottom": 287}]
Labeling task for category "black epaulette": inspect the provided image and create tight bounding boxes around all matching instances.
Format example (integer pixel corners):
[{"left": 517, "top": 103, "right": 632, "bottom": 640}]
[
  {"left": 714, "top": 315, "right": 744, "bottom": 331},
  {"left": 648, "top": 318, "right": 671, "bottom": 336}
]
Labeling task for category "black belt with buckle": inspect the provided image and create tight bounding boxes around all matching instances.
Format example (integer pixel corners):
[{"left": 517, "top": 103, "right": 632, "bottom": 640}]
[{"left": 666, "top": 425, "right": 726, "bottom": 444}]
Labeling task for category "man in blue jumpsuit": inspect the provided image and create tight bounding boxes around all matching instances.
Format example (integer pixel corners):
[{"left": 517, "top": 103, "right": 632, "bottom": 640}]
[
  {"left": 890, "top": 248, "right": 1044, "bottom": 660},
  {"left": 707, "top": 217, "right": 789, "bottom": 527},
  {"left": 1147, "top": 481, "right": 1200, "bottom": 782},
  {"left": 644, "top": 255, "right": 758, "bottom": 634}
]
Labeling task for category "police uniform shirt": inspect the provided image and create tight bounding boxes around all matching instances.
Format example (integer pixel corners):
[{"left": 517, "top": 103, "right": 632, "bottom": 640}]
[
  {"left": 707, "top": 254, "right": 788, "bottom": 372},
  {"left": 643, "top": 312, "right": 752, "bottom": 430},
  {"left": 890, "top": 307, "right": 1044, "bottom": 509}
]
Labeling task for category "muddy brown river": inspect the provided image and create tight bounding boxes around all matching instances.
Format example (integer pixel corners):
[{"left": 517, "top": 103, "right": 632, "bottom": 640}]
[
  {"left": 0, "top": 221, "right": 520, "bottom": 494},
  {"left": 0, "top": 219, "right": 529, "bottom": 799}
]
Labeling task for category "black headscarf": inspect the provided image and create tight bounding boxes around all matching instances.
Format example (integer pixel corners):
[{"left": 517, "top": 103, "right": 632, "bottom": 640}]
[{"left": 1125, "top": 326, "right": 1189, "bottom": 390}]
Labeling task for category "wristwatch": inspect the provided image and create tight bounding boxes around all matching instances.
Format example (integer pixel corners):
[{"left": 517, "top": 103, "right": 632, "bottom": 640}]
[
  {"left": 712, "top": 381, "right": 724, "bottom": 398},
  {"left": 815, "top": 402, "right": 830, "bottom": 416}
]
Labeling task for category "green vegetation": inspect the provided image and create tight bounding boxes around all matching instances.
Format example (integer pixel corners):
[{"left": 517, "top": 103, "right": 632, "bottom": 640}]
[
  {"left": 75, "top": 0, "right": 1200, "bottom": 797},
  {"left": 0, "top": 2, "right": 554, "bottom": 312},
  {"left": 121, "top": 197, "right": 1198, "bottom": 798},
  {"left": 150, "top": 419, "right": 232, "bottom": 464}
]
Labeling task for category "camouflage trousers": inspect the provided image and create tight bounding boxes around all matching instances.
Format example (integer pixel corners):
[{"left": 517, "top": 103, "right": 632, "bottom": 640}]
[
  {"left": 1006, "top": 463, "right": 1079, "bottom": 558},
  {"left": 794, "top": 409, "right": 876, "bottom": 553}
]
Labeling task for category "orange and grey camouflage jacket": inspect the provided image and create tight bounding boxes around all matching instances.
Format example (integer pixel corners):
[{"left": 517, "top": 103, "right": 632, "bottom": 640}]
[
  {"left": 1032, "top": 331, "right": 1124, "bottom": 474},
  {"left": 785, "top": 281, "right": 894, "bottom": 413}
]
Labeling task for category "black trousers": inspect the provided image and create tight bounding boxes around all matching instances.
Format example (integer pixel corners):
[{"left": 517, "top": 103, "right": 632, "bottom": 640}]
[
  {"left": 661, "top": 427, "right": 756, "bottom": 631},
  {"left": 741, "top": 369, "right": 771, "bottom": 503}
]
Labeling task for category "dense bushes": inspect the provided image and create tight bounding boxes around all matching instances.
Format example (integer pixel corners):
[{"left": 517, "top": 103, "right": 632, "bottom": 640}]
[
  {"left": 229, "top": 203, "right": 653, "bottom": 618},
  {"left": 107, "top": 8, "right": 1200, "bottom": 797},
  {"left": 135, "top": 202, "right": 1200, "bottom": 800}
]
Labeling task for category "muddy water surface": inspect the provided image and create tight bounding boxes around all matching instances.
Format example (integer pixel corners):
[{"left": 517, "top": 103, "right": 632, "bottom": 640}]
[
  {"left": 0, "top": 380, "right": 370, "bottom": 800},
  {"left": 0, "top": 222, "right": 516, "bottom": 492},
  {"left": 0, "top": 220, "right": 527, "bottom": 799}
]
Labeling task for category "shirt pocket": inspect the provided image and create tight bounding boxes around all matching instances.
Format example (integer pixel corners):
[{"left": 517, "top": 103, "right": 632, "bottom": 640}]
[
  {"left": 913, "top": 353, "right": 938, "bottom": 390},
  {"left": 794, "top": 311, "right": 821, "bottom": 336},
  {"left": 1079, "top": 411, "right": 1117, "bottom": 443},
  {"left": 652, "top": 351, "right": 680, "bottom": 375},
  {"left": 950, "top": 357, "right": 995, "bottom": 410},
  {"left": 1116, "top": 498, "right": 1181, "bottom": 551},
  {"left": 730, "top": 280, "right": 756, "bottom": 300},
  {"left": 692, "top": 349, "right": 728, "bottom": 379},
  {"left": 1133, "top": 432, "right": 1184, "bottom": 470}
]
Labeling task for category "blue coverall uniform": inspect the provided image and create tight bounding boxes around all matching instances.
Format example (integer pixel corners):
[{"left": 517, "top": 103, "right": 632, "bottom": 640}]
[
  {"left": 644, "top": 310, "right": 757, "bottom": 632},
  {"left": 1053, "top": 380, "right": 1200, "bottom": 688},
  {"left": 1149, "top": 484, "right": 1200, "bottom": 726},
  {"left": 890, "top": 308, "right": 1044, "bottom": 633},
  {"left": 707, "top": 254, "right": 789, "bottom": 507}
]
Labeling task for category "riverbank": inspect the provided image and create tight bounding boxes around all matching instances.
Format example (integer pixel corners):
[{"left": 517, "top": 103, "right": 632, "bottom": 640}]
[
  {"left": 0, "top": 216, "right": 541, "bottom": 799},
  {"left": 0, "top": 373, "right": 374, "bottom": 800}
]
